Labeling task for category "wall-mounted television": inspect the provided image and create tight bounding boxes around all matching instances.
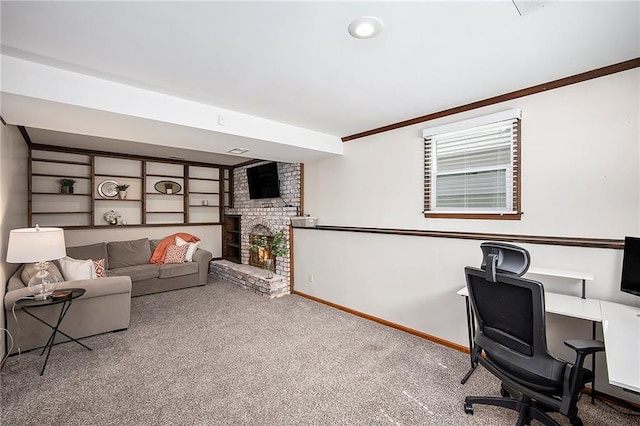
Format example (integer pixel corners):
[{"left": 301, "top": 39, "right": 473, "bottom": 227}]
[
  {"left": 621, "top": 236, "right": 640, "bottom": 297},
  {"left": 247, "top": 162, "right": 280, "bottom": 199}
]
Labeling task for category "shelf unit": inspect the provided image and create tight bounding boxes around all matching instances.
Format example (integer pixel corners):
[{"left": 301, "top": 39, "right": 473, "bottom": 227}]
[
  {"left": 223, "top": 215, "right": 241, "bottom": 263},
  {"left": 94, "top": 157, "right": 143, "bottom": 225},
  {"left": 30, "top": 150, "right": 93, "bottom": 227},
  {"left": 187, "top": 165, "right": 222, "bottom": 224},
  {"left": 29, "top": 147, "right": 234, "bottom": 229},
  {"left": 144, "top": 162, "right": 186, "bottom": 225}
]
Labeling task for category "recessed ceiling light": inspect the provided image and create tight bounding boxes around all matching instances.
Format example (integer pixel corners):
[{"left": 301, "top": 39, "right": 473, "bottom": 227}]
[
  {"left": 348, "top": 16, "right": 383, "bottom": 39},
  {"left": 228, "top": 148, "right": 249, "bottom": 155}
]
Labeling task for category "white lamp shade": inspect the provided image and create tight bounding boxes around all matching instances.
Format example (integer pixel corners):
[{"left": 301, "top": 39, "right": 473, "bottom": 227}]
[{"left": 6, "top": 227, "right": 66, "bottom": 263}]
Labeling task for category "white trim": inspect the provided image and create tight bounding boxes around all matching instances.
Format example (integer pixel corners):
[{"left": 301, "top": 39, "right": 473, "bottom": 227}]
[{"left": 422, "top": 109, "right": 521, "bottom": 138}]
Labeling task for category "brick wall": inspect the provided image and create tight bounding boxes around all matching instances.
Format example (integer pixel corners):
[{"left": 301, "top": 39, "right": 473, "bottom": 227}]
[{"left": 225, "top": 162, "right": 301, "bottom": 290}]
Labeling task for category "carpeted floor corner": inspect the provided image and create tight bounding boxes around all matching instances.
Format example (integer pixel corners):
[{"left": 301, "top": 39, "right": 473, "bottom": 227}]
[{"left": 1, "top": 279, "right": 636, "bottom": 425}]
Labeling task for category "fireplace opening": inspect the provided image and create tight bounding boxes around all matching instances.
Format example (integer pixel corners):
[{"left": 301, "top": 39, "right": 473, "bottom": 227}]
[
  {"left": 249, "top": 234, "right": 276, "bottom": 268},
  {"left": 248, "top": 224, "right": 276, "bottom": 269}
]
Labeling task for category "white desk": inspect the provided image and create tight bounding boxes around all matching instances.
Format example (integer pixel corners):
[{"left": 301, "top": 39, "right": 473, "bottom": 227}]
[
  {"left": 600, "top": 301, "right": 640, "bottom": 394},
  {"left": 544, "top": 292, "right": 602, "bottom": 322},
  {"left": 525, "top": 267, "right": 594, "bottom": 299}
]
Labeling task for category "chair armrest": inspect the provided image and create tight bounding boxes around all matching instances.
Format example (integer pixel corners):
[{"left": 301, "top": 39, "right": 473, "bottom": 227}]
[
  {"left": 559, "top": 339, "right": 605, "bottom": 416},
  {"left": 564, "top": 339, "right": 605, "bottom": 356}
]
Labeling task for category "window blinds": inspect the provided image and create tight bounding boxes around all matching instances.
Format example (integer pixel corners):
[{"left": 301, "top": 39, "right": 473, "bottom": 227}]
[{"left": 424, "top": 110, "right": 520, "bottom": 215}]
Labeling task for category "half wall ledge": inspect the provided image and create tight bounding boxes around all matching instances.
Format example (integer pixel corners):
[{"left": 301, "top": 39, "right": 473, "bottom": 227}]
[{"left": 210, "top": 260, "right": 289, "bottom": 298}]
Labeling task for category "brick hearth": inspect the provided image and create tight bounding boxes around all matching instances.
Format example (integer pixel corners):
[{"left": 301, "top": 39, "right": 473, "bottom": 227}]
[{"left": 210, "top": 260, "right": 289, "bottom": 298}]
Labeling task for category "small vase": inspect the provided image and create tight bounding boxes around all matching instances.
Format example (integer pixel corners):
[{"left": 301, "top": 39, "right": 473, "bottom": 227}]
[
  {"left": 109, "top": 219, "right": 118, "bottom": 225},
  {"left": 61, "top": 186, "right": 69, "bottom": 194},
  {"left": 166, "top": 188, "right": 173, "bottom": 194},
  {"left": 118, "top": 191, "right": 127, "bottom": 200},
  {"left": 264, "top": 259, "right": 274, "bottom": 279}
]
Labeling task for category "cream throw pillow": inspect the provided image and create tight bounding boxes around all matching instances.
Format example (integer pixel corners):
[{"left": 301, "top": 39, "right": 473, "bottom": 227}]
[
  {"left": 175, "top": 236, "right": 201, "bottom": 262},
  {"left": 59, "top": 256, "right": 97, "bottom": 281}
]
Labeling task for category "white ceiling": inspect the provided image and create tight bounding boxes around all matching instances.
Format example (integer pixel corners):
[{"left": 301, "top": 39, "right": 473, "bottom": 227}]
[{"left": 1, "top": 1, "right": 638, "bottom": 164}]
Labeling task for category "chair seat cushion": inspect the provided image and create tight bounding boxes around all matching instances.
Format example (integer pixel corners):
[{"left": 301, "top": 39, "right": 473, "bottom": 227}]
[{"left": 486, "top": 351, "right": 567, "bottom": 393}]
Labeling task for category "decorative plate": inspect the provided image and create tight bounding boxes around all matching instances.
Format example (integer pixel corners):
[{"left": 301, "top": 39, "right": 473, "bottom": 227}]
[
  {"left": 98, "top": 180, "right": 119, "bottom": 198},
  {"left": 154, "top": 180, "right": 182, "bottom": 194}
]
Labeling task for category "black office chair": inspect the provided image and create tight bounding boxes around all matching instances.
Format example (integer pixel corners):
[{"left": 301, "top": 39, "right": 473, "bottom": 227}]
[{"left": 463, "top": 242, "right": 604, "bottom": 426}]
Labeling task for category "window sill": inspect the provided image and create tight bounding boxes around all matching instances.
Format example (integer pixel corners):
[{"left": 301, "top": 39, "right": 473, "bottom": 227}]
[{"left": 424, "top": 212, "right": 523, "bottom": 220}]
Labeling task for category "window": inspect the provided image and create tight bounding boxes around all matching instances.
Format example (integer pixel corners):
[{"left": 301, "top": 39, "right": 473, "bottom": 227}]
[{"left": 423, "top": 109, "right": 522, "bottom": 219}]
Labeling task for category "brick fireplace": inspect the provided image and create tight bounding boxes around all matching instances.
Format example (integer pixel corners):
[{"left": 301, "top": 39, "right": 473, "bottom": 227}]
[
  {"left": 210, "top": 161, "right": 301, "bottom": 297},
  {"left": 248, "top": 224, "right": 275, "bottom": 269}
]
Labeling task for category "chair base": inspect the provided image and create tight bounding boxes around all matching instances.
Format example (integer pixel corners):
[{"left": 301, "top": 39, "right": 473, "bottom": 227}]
[{"left": 464, "top": 394, "right": 583, "bottom": 426}]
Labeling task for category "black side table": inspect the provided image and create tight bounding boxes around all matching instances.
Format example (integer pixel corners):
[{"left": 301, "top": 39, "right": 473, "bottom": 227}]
[{"left": 16, "top": 288, "right": 92, "bottom": 375}]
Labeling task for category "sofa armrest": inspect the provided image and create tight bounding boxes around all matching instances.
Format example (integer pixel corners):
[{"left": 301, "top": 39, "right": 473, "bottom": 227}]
[
  {"left": 4, "top": 276, "right": 132, "bottom": 310},
  {"left": 192, "top": 248, "right": 213, "bottom": 285},
  {"left": 7, "top": 265, "right": 26, "bottom": 292}
]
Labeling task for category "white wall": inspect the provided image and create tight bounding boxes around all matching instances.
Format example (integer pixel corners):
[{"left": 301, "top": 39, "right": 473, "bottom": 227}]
[
  {"left": 0, "top": 123, "right": 29, "bottom": 356},
  {"left": 295, "top": 69, "right": 640, "bottom": 402}
]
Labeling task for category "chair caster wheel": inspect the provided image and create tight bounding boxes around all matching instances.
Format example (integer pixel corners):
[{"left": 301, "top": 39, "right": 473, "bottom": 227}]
[
  {"left": 464, "top": 403, "right": 474, "bottom": 415},
  {"left": 569, "top": 417, "right": 583, "bottom": 426}
]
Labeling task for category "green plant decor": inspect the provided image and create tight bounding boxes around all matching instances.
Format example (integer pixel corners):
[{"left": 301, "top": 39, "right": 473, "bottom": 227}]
[
  {"left": 248, "top": 230, "right": 289, "bottom": 257},
  {"left": 248, "top": 234, "right": 268, "bottom": 253},
  {"left": 59, "top": 178, "right": 76, "bottom": 187},
  {"left": 269, "top": 229, "right": 290, "bottom": 257},
  {"left": 116, "top": 184, "right": 130, "bottom": 192}
]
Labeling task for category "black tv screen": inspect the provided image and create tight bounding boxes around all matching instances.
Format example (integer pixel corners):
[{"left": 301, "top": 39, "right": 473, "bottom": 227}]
[
  {"left": 247, "top": 162, "right": 280, "bottom": 199},
  {"left": 621, "top": 236, "right": 640, "bottom": 297}
]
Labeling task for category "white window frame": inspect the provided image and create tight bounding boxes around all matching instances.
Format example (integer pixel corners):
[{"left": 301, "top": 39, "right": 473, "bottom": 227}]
[{"left": 423, "top": 109, "right": 522, "bottom": 219}]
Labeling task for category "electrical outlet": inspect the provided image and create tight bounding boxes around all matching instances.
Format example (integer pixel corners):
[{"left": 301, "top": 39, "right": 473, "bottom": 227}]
[{"left": 308, "top": 273, "right": 314, "bottom": 283}]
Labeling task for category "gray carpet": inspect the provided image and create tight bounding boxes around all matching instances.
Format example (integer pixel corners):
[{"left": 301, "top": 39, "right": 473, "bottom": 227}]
[{"left": 1, "top": 280, "right": 636, "bottom": 425}]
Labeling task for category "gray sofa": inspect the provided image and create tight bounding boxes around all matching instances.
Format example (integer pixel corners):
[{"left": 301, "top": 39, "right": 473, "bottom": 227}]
[
  {"left": 66, "top": 238, "right": 213, "bottom": 297},
  {"left": 4, "top": 270, "right": 132, "bottom": 354},
  {"left": 4, "top": 237, "right": 212, "bottom": 354}
]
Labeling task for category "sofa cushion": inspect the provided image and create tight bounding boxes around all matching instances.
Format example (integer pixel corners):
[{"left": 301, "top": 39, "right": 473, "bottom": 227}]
[
  {"left": 93, "top": 259, "right": 107, "bottom": 277},
  {"left": 59, "top": 256, "right": 97, "bottom": 281},
  {"left": 176, "top": 236, "right": 201, "bottom": 262},
  {"left": 158, "top": 262, "right": 198, "bottom": 279},
  {"left": 107, "top": 264, "right": 159, "bottom": 282},
  {"left": 66, "top": 242, "right": 110, "bottom": 270},
  {"left": 108, "top": 238, "right": 152, "bottom": 269},
  {"left": 21, "top": 262, "right": 65, "bottom": 287},
  {"left": 164, "top": 244, "right": 188, "bottom": 264}
]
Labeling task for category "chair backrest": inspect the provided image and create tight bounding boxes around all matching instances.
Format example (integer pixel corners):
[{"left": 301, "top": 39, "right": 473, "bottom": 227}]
[
  {"left": 479, "top": 241, "right": 530, "bottom": 282},
  {"left": 465, "top": 266, "right": 549, "bottom": 360}
]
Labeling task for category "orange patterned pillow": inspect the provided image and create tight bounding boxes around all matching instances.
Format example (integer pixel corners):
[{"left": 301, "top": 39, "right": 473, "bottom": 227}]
[
  {"left": 163, "top": 245, "right": 188, "bottom": 264},
  {"left": 93, "top": 258, "right": 107, "bottom": 278}
]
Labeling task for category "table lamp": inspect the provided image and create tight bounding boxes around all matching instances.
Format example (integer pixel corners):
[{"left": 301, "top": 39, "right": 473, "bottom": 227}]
[{"left": 6, "top": 225, "right": 66, "bottom": 300}]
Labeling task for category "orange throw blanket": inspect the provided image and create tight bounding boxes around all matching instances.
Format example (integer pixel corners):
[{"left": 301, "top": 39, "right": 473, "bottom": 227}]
[{"left": 149, "top": 232, "right": 201, "bottom": 264}]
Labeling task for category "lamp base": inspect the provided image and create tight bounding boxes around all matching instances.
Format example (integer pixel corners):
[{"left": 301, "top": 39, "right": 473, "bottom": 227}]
[
  {"left": 33, "top": 293, "right": 52, "bottom": 301},
  {"left": 27, "top": 261, "right": 58, "bottom": 300}
]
